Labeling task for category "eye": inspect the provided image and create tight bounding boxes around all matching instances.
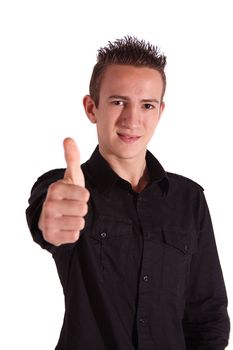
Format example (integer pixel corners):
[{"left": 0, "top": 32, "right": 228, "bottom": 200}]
[
  {"left": 111, "top": 100, "right": 125, "bottom": 106},
  {"left": 143, "top": 103, "right": 155, "bottom": 110}
]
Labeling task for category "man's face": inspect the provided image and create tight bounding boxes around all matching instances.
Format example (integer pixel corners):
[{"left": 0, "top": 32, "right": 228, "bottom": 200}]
[{"left": 85, "top": 64, "right": 165, "bottom": 162}]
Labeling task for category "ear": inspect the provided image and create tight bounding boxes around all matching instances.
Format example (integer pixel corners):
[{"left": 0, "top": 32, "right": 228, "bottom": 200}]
[{"left": 83, "top": 95, "right": 97, "bottom": 123}]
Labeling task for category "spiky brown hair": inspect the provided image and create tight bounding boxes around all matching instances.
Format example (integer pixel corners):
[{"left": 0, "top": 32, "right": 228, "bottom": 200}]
[{"left": 89, "top": 35, "right": 167, "bottom": 107}]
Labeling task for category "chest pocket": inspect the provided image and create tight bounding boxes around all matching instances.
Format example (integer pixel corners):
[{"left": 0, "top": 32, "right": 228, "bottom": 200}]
[
  {"left": 89, "top": 215, "right": 134, "bottom": 281},
  {"left": 162, "top": 229, "right": 197, "bottom": 297}
]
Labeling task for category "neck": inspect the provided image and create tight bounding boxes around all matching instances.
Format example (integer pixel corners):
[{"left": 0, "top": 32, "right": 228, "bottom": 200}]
[
  {"left": 100, "top": 150, "right": 150, "bottom": 192},
  {"left": 131, "top": 166, "right": 150, "bottom": 192}
]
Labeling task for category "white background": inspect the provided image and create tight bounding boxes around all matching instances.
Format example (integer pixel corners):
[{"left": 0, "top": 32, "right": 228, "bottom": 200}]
[{"left": 0, "top": 0, "right": 232, "bottom": 348}]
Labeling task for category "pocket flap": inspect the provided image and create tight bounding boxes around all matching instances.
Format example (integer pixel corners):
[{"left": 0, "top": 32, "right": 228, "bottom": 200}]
[
  {"left": 163, "top": 229, "right": 193, "bottom": 254},
  {"left": 90, "top": 215, "right": 132, "bottom": 240}
]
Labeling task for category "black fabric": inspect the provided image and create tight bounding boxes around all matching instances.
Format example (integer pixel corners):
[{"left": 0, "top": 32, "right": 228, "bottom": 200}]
[{"left": 26, "top": 146, "right": 230, "bottom": 349}]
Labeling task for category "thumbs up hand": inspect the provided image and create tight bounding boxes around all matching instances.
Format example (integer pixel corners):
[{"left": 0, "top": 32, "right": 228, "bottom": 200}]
[
  {"left": 63, "top": 138, "right": 85, "bottom": 187},
  {"left": 38, "top": 138, "right": 90, "bottom": 246}
]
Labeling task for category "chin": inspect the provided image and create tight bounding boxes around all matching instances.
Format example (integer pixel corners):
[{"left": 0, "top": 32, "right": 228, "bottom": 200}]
[{"left": 114, "top": 149, "right": 142, "bottom": 160}]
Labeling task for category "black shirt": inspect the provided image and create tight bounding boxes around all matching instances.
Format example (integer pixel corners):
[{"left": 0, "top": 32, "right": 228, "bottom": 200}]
[{"left": 26, "top": 147, "right": 230, "bottom": 349}]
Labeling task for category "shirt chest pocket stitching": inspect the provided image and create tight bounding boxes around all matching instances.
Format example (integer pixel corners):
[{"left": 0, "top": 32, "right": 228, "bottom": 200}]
[
  {"left": 88, "top": 216, "right": 134, "bottom": 280},
  {"left": 163, "top": 229, "right": 197, "bottom": 255},
  {"left": 162, "top": 229, "right": 197, "bottom": 296},
  {"left": 89, "top": 215, "right": 133, "bottom": 240}
]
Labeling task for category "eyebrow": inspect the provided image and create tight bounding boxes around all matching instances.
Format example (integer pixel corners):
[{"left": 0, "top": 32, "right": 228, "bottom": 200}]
[{"left": 108, "top": 95, "right": 160, "bottom": 104}]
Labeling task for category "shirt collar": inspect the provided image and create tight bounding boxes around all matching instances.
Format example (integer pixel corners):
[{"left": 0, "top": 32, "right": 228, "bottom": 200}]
[{"left": 83, "top": 146, "right": 169, "bottom": 195}]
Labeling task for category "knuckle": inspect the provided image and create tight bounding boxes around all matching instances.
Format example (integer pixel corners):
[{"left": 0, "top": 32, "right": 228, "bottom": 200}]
[
  {"left": 59, "top": 231, "right": 80, "bottom": 244},
  {"left": 43, "top": 199, "right": 57, "bottom": 214},
  {"left": 78, "top": 217, "right": 85, "bottom": 230},
  {"left": 79, "top": 187, "right": 90, "bottom": 202},
  {"left": 42, "top": 229, "right": 55, "bottom": 243},
  {"left": 44, "top": 229, "right": 81, "bottom": 245},
  {"left": 42, "top": 215, "right": 53, "bottom": 229},
  {"left": 81, "top": 203, "right": 88, "bottom": 216},
  {"left": 84, "top": 188, "right": 90, "bottom": 201},
  {"left": 70, "top": 231, "right": 80, "bottom": 242},
  {"left": 48, "top": 182, "right": 61, "bottom": 197},
  {"left": 74, "top": 231, "right": 81, "bottom": 241},
  {"left": 77, "top": 203, "right": 85, "bottom": 216}
]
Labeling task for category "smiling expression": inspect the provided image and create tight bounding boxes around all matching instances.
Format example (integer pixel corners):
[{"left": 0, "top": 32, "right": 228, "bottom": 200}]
[{"left": 83, "top": 64, "right": 165, "bottom": 163}]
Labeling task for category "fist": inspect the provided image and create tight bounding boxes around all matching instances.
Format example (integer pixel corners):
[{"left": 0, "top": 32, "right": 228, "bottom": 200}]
[{"left": 38, "top": 138, "right": 90, "bottom": 246}]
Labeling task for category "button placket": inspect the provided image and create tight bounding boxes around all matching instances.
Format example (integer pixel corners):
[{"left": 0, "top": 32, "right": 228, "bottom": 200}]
[
  {"left": 137, "top": 246, "right": 152, "bottom": 337},
  {"left": 137, "top": 192, "right": 155, "bottom": 341},
  {"left": 99, "top": 232, "right": 107, "bottom": 277}
]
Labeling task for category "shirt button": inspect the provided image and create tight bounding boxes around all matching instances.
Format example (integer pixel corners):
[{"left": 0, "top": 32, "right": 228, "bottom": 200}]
[
  {"left": 100, "top": 232, "right": 107, "bottom": 238},
  {"left": 184, "top": 244, "right": 189, "bottom": 252},
  {"left": 139, "top": 318, "right": 146, "bottom": 325},
  {"left": 143, "top": 275, "right": 149, "bottom": 282}
]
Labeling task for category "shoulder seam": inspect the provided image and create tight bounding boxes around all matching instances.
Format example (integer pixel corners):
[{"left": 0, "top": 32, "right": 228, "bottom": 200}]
[{"left": 166, "top": 171, "right": 204, "bottom": 191}]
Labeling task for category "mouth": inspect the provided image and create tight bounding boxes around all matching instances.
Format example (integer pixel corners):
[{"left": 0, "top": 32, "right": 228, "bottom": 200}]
[{"left": 117, "top": 133, "right": 141, "bottom": 144}]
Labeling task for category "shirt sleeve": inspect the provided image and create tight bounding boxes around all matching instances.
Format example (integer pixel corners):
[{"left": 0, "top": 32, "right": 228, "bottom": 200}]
[
  {"left": 183, "top": 189, "right": 230, "bottom": 349},
  {"left": 25, "top": 169, "right": 65, "bottom": 253}
]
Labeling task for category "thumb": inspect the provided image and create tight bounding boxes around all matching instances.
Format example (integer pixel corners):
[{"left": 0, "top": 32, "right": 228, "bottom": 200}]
[{"left": 63, "top": 137, "right": 85, "bottom": 187}]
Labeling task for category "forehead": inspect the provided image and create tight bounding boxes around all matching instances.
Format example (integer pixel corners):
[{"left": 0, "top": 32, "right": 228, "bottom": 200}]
[{"left": 100, "top": 64, "right": 163, "bottom": 96}]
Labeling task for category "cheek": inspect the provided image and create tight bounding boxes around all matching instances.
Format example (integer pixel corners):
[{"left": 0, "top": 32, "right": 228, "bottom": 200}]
[
  {"left": 96, "top": 118, "right": 113, "bottom": 139},
  {"left": 98, "top": 113, "right": 118, "bottom": 130},
  {"left": 145, "top": 116, "right": 160, "bottom": 131}
]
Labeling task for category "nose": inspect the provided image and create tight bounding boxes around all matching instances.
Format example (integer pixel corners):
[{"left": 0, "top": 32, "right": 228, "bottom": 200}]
[{"left": 119, "top": 104, "right": 140, "bottom": 129}]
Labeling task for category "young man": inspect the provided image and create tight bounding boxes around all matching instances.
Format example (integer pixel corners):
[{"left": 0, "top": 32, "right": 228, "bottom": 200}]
[{"left": 26, "top": 36, "right": 230, "bottom": 349}]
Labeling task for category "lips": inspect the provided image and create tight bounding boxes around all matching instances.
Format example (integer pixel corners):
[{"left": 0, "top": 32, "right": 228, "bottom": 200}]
[{"left": 117, "top": 133, "right": 141, "bottom": 143}]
